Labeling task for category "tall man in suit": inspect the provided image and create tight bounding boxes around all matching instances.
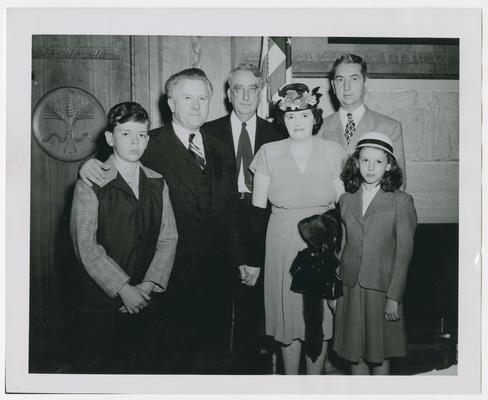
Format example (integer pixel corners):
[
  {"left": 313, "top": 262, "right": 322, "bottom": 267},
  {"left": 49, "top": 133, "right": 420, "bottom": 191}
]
[
  {"left": 79, "top": 68, "right": 244, "bottom": 374},
  {"left": 204, "top": 63, "right": 284, "bottom": 373},
  {"left": 319, "top": 54, "right": 407, "bottom": 185}
]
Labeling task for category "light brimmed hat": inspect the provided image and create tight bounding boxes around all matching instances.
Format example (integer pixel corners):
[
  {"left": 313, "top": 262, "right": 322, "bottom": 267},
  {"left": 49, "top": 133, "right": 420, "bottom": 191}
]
[{"left": 356, "top": 131, "right": 395, "bottom": 158}]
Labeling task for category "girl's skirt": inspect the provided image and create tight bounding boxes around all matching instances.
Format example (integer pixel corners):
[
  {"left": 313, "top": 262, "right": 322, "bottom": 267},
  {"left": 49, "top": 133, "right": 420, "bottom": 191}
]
[{"left": 333, "top": 283, "right": 407, "bottom": 364}]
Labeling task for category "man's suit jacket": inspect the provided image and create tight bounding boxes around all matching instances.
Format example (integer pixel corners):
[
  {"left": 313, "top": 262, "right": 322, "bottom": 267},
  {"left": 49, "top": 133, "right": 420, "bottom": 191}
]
[
  {"left": 203, "top": 114, "right": 284, "bottom": 186},
  {"left": 141, "top": 123, "right": 244, "bottom": 291},
  {"left": 338, "top": 189, "right": 417, "bottom": 302},
  {"left": 203, "top": 114, "right": 284, "bottom": 266},
  {"left": 319, "top": 106, "right": 407, "bottom": 183}
]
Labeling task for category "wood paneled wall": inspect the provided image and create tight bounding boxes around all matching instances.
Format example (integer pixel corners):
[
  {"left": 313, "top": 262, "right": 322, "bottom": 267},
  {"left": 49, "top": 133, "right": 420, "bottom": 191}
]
[{"left": 132, "top": 36, "right": 232, "bottom": 129}]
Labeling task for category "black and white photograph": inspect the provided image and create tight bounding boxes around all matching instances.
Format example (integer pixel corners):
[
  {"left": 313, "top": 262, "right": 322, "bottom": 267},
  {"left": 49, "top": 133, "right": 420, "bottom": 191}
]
[{"left": 4, "top": 5, "right": 482, "bottom": 396}]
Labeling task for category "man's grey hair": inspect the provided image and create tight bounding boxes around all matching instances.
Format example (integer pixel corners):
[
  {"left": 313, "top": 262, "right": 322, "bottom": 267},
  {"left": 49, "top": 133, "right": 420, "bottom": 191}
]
[
  {"left": 165, "top": 68, "right": 213, "bottom": 98},
  {"left": 227, "top": 63, "right": 263, "bottom": 88}
]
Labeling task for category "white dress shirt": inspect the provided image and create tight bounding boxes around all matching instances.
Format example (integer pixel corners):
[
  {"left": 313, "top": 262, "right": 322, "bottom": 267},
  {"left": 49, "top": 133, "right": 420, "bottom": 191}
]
[
  {"left": 339, "top": 103, "right": 366, "bottom": 131},
  {"left": 172, "top": 121, "right": 205, "bottom": 159},
  {"left": 113, "top": 156, "right": 141, "bottom": 199},
  {"left": 362, "top": 183, "right": 381, "bottom": 216},
  {"left": 230, "top": 112, "right": 257, "bottom": 193}
]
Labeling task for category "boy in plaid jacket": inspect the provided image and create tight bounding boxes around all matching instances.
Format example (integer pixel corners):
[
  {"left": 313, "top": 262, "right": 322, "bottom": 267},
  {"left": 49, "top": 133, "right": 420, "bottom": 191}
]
[{"left": 70, "top": 102, "right": 178, "bottom": 373}]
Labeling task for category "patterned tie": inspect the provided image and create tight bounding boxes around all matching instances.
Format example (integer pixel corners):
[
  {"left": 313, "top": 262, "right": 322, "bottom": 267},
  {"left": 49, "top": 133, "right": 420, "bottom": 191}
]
[
  {"left": 344, "top": 113, "right": 356, "bottom": 145},
  {"left": 188, "top": 133, "right": 205, "bottom": 169},
  {"left": 236, "top": 122, "right": 253, "bottom": 191}
]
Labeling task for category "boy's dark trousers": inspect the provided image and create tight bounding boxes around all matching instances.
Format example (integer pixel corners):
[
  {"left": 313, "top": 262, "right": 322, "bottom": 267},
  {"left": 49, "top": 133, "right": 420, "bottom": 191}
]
[{"left": 72, "top": 292, "right": 167, "bottom": 374}]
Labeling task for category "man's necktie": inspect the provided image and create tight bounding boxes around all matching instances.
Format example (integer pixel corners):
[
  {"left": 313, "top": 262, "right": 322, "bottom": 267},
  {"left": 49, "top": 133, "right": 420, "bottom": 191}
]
[
  {"left": 236, "top": 122, "right": 253, "bottom": 191},
  {"left": 344, "top": 113, "right": 356, "bottom": 145},
  {"left": 188, "top": 133, "right": 206, "bottom": 169}
]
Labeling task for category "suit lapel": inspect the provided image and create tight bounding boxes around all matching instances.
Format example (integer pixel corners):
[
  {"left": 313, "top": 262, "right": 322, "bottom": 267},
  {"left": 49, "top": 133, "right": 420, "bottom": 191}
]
[
  {"left": 331, "top": 112, "right": 348, "bottom": 149},
  {"left": 345, "top": 188, "right": 363, "bottom": 225},
  {"left": 201, "top": 130, "right": 225, "bottom": 211},
  {"left": 363, "top": 189, "right": 391, "bottom": 219},
  {"left": 110, "top": 173, "right": 136, "bottom": 198},
  {"left": 255, "top": 117, "right": 268, "bottom": 153},
  {"left": 219, "top": 115, "right": 236, "bottom": 155},
  {"left": 356, "top": 106, "right": 376, "bottom": 136},
  {"left": 216, "top": 117, "right": 238, "bottom": 180},
  {"left": 138, "top": 167, "right": 159, "bottom": 204},
  {"left": 153, "top": 125, "right": 203, "bottom": 198},
  {"left": 201, "top": 127, "right": 223, "bottom": 177},
  {"left": 102, "top": 155, "right": 135, "bottom": 199}
]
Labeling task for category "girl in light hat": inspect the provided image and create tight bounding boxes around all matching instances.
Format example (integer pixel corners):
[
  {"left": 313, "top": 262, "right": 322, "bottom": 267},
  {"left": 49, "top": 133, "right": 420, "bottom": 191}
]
[{"left": 332, "top": 131, "right": 417, "bottom": 375}]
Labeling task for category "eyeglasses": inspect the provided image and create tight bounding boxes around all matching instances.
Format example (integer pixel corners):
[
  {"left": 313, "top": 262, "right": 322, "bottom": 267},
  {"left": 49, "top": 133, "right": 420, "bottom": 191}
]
[{"left": 232, "top": 85, "right": 260, "bottom": 97}]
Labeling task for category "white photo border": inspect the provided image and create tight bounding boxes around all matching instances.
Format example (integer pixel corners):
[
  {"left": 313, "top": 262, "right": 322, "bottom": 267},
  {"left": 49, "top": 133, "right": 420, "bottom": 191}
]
[{"left": 4, "top": 6, "right": 482, "bottom": 395}]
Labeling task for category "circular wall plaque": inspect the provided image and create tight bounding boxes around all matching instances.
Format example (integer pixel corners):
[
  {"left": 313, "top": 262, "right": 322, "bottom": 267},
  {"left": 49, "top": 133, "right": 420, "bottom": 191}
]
[{"left": 32, "top": 87, "right": 106, "bottom": 162}]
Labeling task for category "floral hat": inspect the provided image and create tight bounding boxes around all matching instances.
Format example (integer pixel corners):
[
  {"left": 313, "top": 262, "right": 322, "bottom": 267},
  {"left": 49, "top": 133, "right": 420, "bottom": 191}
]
[{"left": 275, "top": 83, "right": 322, "bottom": 112}]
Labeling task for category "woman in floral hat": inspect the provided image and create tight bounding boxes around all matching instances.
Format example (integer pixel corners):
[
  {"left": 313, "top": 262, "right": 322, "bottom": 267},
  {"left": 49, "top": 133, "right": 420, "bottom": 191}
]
[{"left": 249, "top": 83, "right": 345, "bottom": 374}]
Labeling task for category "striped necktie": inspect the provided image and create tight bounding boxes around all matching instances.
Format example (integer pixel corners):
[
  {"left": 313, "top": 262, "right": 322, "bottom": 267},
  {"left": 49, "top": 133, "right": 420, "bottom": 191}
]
[
  {"left": 344, "top": 113, "right": 356, "bottom": 145},
  {"left": 188, "top": 133, "right": 205, "bottom": 169}
]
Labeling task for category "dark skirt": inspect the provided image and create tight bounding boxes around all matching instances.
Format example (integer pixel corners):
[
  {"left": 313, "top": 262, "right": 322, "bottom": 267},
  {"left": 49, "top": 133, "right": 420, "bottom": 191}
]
[{"left": 333, "top": 284, "right": 407, "bottom": 364}]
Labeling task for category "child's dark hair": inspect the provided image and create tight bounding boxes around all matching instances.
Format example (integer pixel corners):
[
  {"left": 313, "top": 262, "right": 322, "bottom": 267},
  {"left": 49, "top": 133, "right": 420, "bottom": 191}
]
[
  {"left": 340, "top": 148, "right": 403, "bottom": 193},
  {"left": 106, "top": 102, "right": 150, "bottom": 133}
]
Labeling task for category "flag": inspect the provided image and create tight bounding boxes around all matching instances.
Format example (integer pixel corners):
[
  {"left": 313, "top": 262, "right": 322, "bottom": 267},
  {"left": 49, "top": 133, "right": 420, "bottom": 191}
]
[{"left": 259, "top": 37, "right": 292, "bottom": 120}]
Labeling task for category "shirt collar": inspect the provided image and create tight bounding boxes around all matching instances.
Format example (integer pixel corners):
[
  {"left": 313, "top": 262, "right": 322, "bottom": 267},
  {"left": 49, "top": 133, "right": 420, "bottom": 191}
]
[
  {"left": 172, "top": 120, "right": 200, "bottom": 137},
  {"left": 230, "top": 111, "right": 257, "bottom": 132},
  {"left": 361, "top": 182, "right": 381, "bottom": 195},
  {"left": 172, "top": 120, "right": 203, "bottom": 148},
  {"left": 230, "top": 110, "right": 257, "bottom": 155},
  {"left": 339, "top": 103, "right": 366, "bottom": 125}
]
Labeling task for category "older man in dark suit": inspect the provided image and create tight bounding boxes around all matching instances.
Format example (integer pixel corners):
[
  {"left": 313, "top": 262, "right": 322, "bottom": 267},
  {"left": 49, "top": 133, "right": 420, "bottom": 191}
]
[
  {"left": 80, "top": 68, "right": 244, "bottom": 374},
  {"left": 204, "top": 63, "right": 284, "bottom": 373}
]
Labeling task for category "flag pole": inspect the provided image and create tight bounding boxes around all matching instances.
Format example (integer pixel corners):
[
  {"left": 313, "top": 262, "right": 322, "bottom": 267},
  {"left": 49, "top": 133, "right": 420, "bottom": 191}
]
[{"left": 258, "top": 36, "right": 270, "bottom": 120}]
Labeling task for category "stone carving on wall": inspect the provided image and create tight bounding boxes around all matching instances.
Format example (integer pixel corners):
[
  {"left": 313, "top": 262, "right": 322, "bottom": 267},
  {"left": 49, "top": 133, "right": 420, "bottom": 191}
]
[
  {"left": 293, "top": 49, "right": 458, "bottom": 79},
  {"left": 32, "top": 87, "right": 106, "bottom": 162},
  {"left": 292, "top": 38, "right": 459, "bottom": 79},
  {"left": 362, "top": 88, "right": 459, "bottom": 223},
  {"left": 365, "top": 90, "right": 459, "bottom": 162},
  {"left": 310, "top": 83, "right": 460, "bottom": 223},
  {"left": 230, "top": 37, "right": 459, "bottom": 79},
  {"left": 414, "top": 192, "right": 458, "bottom": 211}
]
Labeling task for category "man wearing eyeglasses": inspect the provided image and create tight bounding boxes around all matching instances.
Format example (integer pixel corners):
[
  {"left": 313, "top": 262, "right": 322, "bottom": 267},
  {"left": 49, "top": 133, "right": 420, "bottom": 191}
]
[{"left": 204, "top": 63, "right": 284, "bottom": 374}]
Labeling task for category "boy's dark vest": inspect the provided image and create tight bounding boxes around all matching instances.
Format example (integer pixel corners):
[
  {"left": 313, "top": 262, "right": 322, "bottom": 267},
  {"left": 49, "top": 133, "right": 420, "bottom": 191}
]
[{"left": 80, "top": 172, "right": 164, "bottom": 313}]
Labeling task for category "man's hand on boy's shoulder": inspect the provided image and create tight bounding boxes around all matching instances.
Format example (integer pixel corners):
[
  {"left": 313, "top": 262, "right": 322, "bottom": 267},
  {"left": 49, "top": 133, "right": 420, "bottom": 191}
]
[
  {"left": 117, "top": 283, "right": 148, "bottom": 314},
  {"left": 79, "top": 159, "right": 115, "bottom": 187}
]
